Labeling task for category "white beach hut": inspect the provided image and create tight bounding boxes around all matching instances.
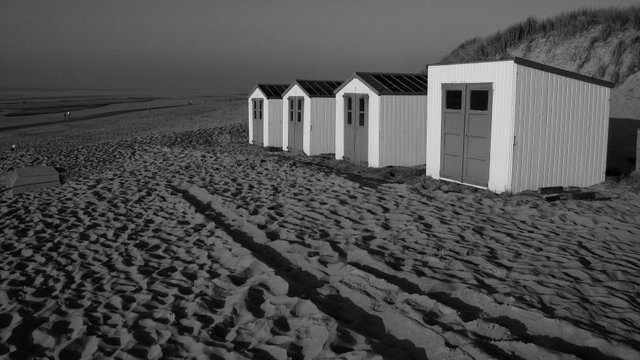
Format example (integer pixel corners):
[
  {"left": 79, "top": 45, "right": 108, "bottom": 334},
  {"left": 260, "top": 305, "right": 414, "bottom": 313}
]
[
  {"left": 282, "top": 80, "right": 343, "bottom": 155},
  {"left": 426, "top": 57, "right": 614, "bottom": 193},
  {"left": 248, "top": 84, "right": 289, "bottom": 147},
  {"left": 334, "top": 72, "right": 428, "bottom": 167}
]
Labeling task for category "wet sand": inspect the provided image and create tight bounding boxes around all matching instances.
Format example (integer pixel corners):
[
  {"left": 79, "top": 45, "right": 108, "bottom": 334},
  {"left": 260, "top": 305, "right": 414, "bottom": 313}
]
[{"left": 0, "top": 100, "right": 639, "bottom": 359}]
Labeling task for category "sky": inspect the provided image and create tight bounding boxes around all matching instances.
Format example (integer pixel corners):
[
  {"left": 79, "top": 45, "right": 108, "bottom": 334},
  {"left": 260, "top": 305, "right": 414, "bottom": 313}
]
[{"left": 1, "top": 0, "right": 638, "bottom": 95}]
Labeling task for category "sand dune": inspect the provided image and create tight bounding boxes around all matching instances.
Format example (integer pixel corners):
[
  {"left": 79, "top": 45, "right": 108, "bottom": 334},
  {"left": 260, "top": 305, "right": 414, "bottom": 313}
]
[{"left": 1, "top": 101, "right": 639, "bottom": 359}]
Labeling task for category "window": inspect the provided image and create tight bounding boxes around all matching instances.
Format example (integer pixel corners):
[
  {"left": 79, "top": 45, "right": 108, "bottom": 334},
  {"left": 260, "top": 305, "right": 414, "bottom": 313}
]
[
  {"left": 445, "top": 90, "right": 462, "bottom": 110},
  {"left": 358, "top": 97, "right": 366, "bottom": 126},
  {"left": 296, "top": 98, "right": 303, "bottom": 122},
  {"left": 258, "top": 99, "right": 263, "bottom": 119},
  {"left": 469, "top": 90, "right": 489, "bottom": 111},
  {"left": 289, "top": 99, "right": 294, "bottom": 122},
  {"left": 252, "top": 100, "right": 256, "bottom": 119},
  {"left": 346, "top": 96, "right": 352, "bottom": 125}
]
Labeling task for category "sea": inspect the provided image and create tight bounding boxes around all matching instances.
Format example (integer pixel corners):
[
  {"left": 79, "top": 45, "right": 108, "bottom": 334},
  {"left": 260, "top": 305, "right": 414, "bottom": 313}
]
[{"left": 0, "top": 88, "right": 244, "bottom": 130}]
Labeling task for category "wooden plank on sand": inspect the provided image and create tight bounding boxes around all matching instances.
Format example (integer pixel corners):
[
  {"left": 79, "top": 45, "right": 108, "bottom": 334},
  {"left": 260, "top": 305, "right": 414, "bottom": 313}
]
[{"left": 11, "top": 166, "right": 60, "bottom": 195}]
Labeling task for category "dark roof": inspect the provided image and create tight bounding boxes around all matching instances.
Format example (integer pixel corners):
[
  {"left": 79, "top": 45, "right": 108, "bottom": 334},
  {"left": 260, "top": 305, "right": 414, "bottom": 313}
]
[
  {"left": 428, "top": 57, "right": 615, "bottom": 88},
  {"left": 335, "top": 72, "right": 429, "bottom": 95},
  {"left": 286, "top": 80, "right": 343, "bottom": 98},
  {"left": 251, "top": 84, "right": 289, "bottom": 99}
]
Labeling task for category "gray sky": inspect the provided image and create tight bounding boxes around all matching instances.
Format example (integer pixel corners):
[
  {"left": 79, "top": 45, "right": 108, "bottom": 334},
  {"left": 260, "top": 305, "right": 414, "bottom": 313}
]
[{"left": 1, "top": 0, "right": 637, "bottom": 94}]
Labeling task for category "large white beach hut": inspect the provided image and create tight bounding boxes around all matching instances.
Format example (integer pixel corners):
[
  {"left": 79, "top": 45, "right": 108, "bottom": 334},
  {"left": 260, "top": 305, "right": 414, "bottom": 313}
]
[
  {"left": 248, "top": 84, "right": 289, "bottom": 147},
  {"left": 282, "top": 80, "right": 343, "bottom": 155},
  {"left": 334, "top": 72, "right": 428, "bottom": 167},
  {"left": 426, "top": 57, "right": 614, "bottom": 193}
]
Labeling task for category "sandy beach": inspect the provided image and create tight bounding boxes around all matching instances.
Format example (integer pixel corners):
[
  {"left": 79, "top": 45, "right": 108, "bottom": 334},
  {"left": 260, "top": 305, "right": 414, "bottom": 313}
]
[{"left": 1, "top": 100, "right": 639, "bottom": 359}]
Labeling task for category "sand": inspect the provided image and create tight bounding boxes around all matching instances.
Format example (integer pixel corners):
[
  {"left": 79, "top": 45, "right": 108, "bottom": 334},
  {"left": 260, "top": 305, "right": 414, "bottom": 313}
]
[{"left": 0, "top": 100, "right": 639, "bottom": 359}]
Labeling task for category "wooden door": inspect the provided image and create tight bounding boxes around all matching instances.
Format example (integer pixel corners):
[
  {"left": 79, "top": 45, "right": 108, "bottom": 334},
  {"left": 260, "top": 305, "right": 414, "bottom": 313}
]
[
  {"left": 440, "top": 85, "right": 466, "bottom": 181},
  {"left": 463, "top": 84, "right": 492, "bottom": 186},
  {"left": 440, "top": 84, "right": 492, "bottom": 187},
  {"left": 343, "top": 94, "right": 368, "bottom": 165},
  {"left": 354, "top": 95, "right": 368, "bottom": 165},
  {"left": 343, "top": 94, "right": 355, "bottom": 161},
  {"left": 287, "top": 97, "right": 304, "bottom": 152},
  {"left": 252, "top": 99, "right": 264, "bottom": 145},
  {"left": 294, "top": 97, "right": 304, "bottom": 152}
]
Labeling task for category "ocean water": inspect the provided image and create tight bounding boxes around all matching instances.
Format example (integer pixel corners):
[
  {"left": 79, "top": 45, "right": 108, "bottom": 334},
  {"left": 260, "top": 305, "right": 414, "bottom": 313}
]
[{"left": 0, "top": 88, "right": 244, "bottom": 130}]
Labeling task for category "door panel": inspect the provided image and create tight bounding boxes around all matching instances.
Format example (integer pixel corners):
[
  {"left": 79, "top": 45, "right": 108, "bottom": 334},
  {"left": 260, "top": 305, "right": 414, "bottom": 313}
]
[
  {"left": 440, "top": 85, "right": 466, "bottom": 182},
  {"left": 463, "top": 85, "right": 492, "bottom": 186},
  {"left": 343, "top": 95, "right": 355, "bottom": 161},
  {"left": 343, "top": 94, "right": 368, "bottom": 165},
  {"left": 287, "top": 98, "right": 295, "bottom": 151},
  {"left": 440, "top": 84, "right": 492, "bottom": 186},
  {"left": 294, "top": 97, "right": 304, "bottom": 152},
  {"left": 354, "top": 96, "right": 368, "bottom": 165},
  {"left": 252, "top": 99, "right": 264, "bottom": 145}
]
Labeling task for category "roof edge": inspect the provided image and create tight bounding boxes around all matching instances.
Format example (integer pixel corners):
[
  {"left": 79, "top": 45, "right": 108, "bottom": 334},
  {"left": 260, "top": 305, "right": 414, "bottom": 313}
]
[
  {"left": 428, "top": 57, "right": 615, "bottom": 88},
  {"left": 333, "top": 73, "right": 380, "bottom": 95},
  {"left": 513, "top": 57, "right": 615, "bottom": 88},
  {"left": 284, "top": 79, "right": 344, "bottom": 98}
]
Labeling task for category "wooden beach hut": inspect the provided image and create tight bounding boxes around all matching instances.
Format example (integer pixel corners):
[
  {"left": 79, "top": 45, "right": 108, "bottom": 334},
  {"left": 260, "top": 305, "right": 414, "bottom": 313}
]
[
  {"left": 282, "top": 80, "right": 343, "bottom": 155},
  {"left": 334, "top": 72, "right": 428, "bottom": 167},
  {"left": 426, "top": 57, "right": 614, "bottom": 193},
  {"left": 248, "top": 84, "right": 289, "bottom": 147}
]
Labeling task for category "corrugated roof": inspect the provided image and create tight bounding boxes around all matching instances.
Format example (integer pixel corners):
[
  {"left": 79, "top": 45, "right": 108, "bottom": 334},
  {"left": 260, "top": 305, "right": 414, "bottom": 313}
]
[
  {"left": 253, "top": 84, "right": 289, "bottom": 99},
  {"left": 334, "top": 72, "right": 429, "bottom": 96},
  {"left": 428, "top": 57, "right": 615, "bottom": 88},
  {"left": 287, "top": 80, "right": 343, "bottom": 98}
]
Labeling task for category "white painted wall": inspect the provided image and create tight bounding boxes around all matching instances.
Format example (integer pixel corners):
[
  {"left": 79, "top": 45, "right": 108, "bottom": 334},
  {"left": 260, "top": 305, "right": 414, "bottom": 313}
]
[
  {"left": 426, "top": 61, "right": 517, "bottom": 192},
  {"left": 378, "top": 95, "right": 428, "bottom": 167},
  {"left": 309, "top": 98, "right": 336, "bottom": 155},
  {"left": 247, "top": 87, "right": 267, "bottom": 145},
  {"left": 511, "top": 64, "right": 610, "bottom": 192},
  {"left": 335, "top": 77, "right": 380, "bottom": 163},
  {"left": 266, "top": 99, "right": 283, "bottom": 147}
]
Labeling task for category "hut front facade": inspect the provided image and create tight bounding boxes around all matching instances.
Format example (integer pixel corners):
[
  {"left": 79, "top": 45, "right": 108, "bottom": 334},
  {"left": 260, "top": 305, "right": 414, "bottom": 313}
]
[
  {"left": 426, "top": 57, "right": 614, "bottom": 193},
  {"left": 334, "top": 72, "right": 428, "bottom": 167},
  {"left": 282, "top": 80, "right": 342, "bottom": 155},
  {"left": 248, "top": 84, "right": 289, "bottom": 147}
]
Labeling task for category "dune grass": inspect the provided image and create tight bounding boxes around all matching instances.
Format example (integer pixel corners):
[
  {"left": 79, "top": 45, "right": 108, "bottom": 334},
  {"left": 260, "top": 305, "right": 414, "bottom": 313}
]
[{"left": 434, "top": 6, "right": 640, "bottom": 85}]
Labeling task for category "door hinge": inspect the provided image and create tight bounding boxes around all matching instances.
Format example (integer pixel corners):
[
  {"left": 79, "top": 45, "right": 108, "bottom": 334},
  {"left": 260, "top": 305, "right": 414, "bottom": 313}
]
[{"left": 513, "top": 136, "right": 517, "bottom": 146}]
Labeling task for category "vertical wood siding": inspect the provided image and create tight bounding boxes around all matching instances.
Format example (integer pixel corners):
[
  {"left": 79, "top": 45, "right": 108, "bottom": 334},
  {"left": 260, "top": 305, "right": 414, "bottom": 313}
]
[
  {"left": 335, "top": 78, "right": 380, "bottom": 163},
  {"left": 426, "top": 61, "right": 517, "bottom": 192},
  {"left": 266, "top": 99, "right": 283, "bottom": 147},
  {"left": 309, "top": 98, "right": 336, "bottom": 155},
  {"left": 378, "top": 95, "right": 428, "bottom": 167},
  {"left": 281, "top": 86, "right": 307, "bottom": 152},
  {"left": 511, "top": 65, "right": 610, "bottom": 192}
]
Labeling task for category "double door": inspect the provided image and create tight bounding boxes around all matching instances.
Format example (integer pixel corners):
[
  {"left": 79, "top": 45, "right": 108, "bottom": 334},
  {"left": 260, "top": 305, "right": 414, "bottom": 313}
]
[
  {"left": 343, "top": 94, "right": 368, "bottom": 165},
  {"left": 251, "top": 99, "right": 263, "bottom": 145},
  {"left": 288, "top": 97, "right": 304, "bottom": 152},
  {"left": 440, "top": 83, "right": 492, "bottom": 187}
]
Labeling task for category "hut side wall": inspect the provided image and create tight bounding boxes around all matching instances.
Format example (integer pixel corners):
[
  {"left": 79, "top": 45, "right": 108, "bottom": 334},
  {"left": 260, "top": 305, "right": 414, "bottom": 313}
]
[
  {"left": 309, "top": 98, "right": 336, "bottom": 155},
  {"left": 426, "top": 61, "right": 517, "bottom": 192},
  {"left": 266, "top": 99, "right": 283, "bottom": 147},
  {"left": 335, "top": 78, "right": 380, "bottom": 163},
  {"left": 511, "top": 64, "right": 610, "bottom": 192},
  {"left": 378, "top": 95, "right": 428, "bottom": 167}
]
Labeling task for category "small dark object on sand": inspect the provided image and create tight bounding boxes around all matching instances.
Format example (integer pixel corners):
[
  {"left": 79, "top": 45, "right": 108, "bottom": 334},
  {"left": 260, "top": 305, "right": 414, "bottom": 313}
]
[{"left": 538, "top": 186, "right": 564, "bottom": 194}]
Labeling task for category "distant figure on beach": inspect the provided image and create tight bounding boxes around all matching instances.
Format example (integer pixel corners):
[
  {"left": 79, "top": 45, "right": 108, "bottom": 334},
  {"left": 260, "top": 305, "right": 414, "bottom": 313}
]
[
  {"left": 188, "top": 100, "right": 193, "bottom": 105},
  {"left": 64, "top": 111, "right": 71, "bottom": 120},
  {"left": 11, "top": 144, "right": 16, "bottom": 151}
]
